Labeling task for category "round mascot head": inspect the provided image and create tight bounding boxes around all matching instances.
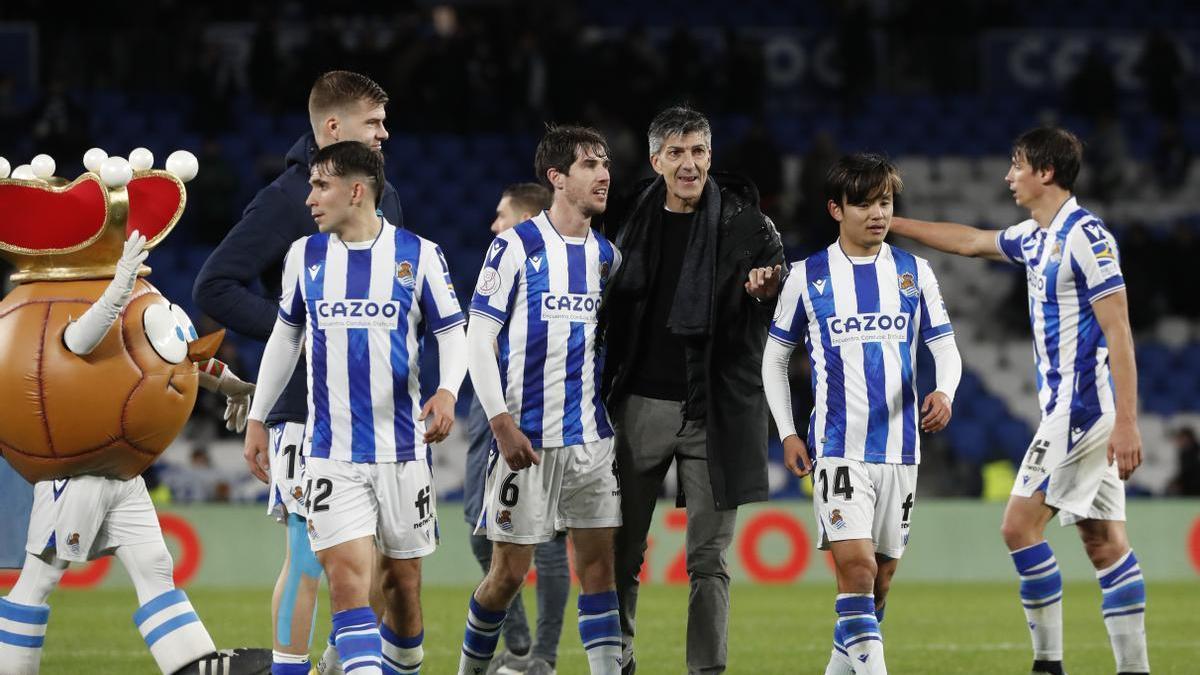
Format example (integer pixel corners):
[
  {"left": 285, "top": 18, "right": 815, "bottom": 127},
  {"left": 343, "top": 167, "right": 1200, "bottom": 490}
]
[{"left": 0, "top": 150, "right": 219, "bottom": 482}]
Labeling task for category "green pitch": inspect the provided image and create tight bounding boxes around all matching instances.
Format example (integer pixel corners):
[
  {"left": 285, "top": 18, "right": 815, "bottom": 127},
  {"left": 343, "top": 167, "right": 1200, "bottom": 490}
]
[{"left": 38, "top": 582, "right": 1197, "bottom": 673}]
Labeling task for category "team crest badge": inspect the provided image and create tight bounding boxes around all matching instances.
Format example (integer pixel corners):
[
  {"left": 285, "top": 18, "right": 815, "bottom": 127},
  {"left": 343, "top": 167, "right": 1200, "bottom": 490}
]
[
  {"left": 1049, "top": 241, "right": 1063, "bottom": 263},
  {"left": 497, "top": 509, "right": 514, "bottom": 532},
  {"left": 897, "top": 272, "right": 918, "bottom": 298},
  {"left": 396, "top": 261, "right": 415, "bottom": 289},
  {"left": 292, "top": 486, "right": 305, "bottom": 502},
  {"left": 67, "top": 532, "right": 81, "bottom": 555},
  {"left": 830, "top": 509, "right": 846, "bottom": 530}
]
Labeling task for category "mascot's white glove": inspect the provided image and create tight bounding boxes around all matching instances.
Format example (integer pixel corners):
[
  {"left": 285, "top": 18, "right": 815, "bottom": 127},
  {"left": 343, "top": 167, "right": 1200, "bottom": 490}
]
[
  {"left": 197, "top": 359, "right": 256, "bottom": 433},
  {"left": 64, "top": 230, "right": 148, "bottom": 355}
]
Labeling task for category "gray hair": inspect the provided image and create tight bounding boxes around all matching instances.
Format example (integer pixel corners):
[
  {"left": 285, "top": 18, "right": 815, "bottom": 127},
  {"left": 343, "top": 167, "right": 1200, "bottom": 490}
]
[{"left": 647, "top": 106, "right": 712, "bottom": 156}]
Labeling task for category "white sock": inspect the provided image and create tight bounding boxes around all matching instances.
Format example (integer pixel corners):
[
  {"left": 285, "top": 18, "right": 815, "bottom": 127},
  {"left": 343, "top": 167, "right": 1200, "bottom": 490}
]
[
  {"left": 835, "top": 594, "right": 886, "bottom": 675},
  {"left": 1096, "top": 550, "right": 1149, "bottom": 673},
  {"left": 1011, "top": 541, "right": 1064, "bottom": 661},
  {"left": 0, "top": 597, "right": 51, "bottom": 675},
  {"left": 133, "top": 589, "right": 216, "bottom": 674}
]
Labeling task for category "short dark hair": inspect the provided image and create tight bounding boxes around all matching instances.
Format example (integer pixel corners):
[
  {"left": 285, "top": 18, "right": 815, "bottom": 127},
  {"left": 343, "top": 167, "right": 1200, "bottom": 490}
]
[
  {"left": 310, "top": 141, "right": 386, "bottom": 207},
  {"left": 308, "top": 70, "right": 388, "bottom": 124},
  {"left": 502, "top": 182, "right": 553, "bottom": 215},
  {"left": 1012, "top": 127, "right": 1083, "bottom": 192},
  {"left": 647, "top": 105, "right": 712, "bottom": 155},
  {"left": 533, "top": 125, "right": 610, "bottom": 189},
  {"left": 824, "top": 153, "right": 904, "bottom": 206}
]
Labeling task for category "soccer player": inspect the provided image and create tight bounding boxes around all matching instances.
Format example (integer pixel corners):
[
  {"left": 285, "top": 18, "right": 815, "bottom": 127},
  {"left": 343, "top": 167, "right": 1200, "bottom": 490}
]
[
  {"left": 244, "top": 141, "right": 466, "bottom": 675},
  {"left": 194, "top": 70, "right": 403, "bottom": 675},
  {"left": 762, "top": 154, "right": 962, "bottom": 675},
  {"left": 463, "top": 183, "right": 570, "bottom": 675},
  {"left": 457, "top": 126, "right": 622, "bottom": 675},
  {"left": 891, "top": 127, "right": 1149, "bottom": 675}
]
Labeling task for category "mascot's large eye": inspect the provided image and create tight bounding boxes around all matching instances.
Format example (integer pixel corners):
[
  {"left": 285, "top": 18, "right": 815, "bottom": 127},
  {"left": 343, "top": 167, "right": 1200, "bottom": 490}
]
[
  {"left": 170, "top": 304, "right": 199, "bottom": 341},
  {"left": 144, "top": 303, "right": 187, "bottom": 364}
]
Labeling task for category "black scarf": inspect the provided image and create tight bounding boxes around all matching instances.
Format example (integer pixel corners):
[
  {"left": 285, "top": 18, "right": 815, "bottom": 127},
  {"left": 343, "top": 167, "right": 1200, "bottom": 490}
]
[{"left": 614, "top": 175, "right": 721, "bottom": 338}]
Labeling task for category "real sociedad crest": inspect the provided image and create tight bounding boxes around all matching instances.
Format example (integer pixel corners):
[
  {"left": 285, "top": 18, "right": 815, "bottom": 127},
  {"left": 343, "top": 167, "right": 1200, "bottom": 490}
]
[
  {"left": 898, "top": 272, "right": 918, "bottom": 298},
  {"left": 396, "top": 260, "right": 415, "bottom": 288}
]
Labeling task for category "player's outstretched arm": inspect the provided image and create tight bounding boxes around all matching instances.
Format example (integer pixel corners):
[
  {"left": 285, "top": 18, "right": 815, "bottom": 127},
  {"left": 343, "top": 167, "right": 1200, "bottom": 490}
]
[
  {"left": 467, "top": 318, "right": 539, "bottom": 471},
  {"left": 891, "top": 216, "right": 1007, "bottom": 261},
  {"left": 1093, "top": 290, "right": 1142, "bottom": 479},
  {"left": 242, "top": 317, "right": 304, "bottom": 482}
]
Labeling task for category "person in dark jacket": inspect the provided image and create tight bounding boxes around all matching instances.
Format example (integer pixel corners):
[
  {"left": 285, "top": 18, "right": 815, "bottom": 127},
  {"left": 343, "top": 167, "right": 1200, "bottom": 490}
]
[
  {"left": 602, "top": 106, "right": 784, "bottom": 675},
  {"left": 192, "top": 70, "right": 403, "bottom": 675}
]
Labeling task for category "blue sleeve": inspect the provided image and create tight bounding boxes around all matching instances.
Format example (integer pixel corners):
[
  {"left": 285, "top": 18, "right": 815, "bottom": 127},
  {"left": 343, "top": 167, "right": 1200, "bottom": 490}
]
[{"left": 192, "top": 186, "right": 306, "bottom": 341}]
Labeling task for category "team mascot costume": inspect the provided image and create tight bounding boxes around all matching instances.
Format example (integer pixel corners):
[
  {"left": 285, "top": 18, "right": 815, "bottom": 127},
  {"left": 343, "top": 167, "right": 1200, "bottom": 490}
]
[{"left": 0, "top": 149, "right": 271, "bottom": 674}]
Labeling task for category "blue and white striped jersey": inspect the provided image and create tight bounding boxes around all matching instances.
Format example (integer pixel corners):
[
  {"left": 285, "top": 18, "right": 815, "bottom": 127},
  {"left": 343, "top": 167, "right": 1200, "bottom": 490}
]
[
  {"left": 769, "top": 242, "right": 953, "bottom": 465},
  {"left": 996, "top": 197, "right": 1124, "bottom": 419},
  {"left": 278, "top": 220, "right": 465, "bottom": 463},
  {"left": 469, "top": 212, "right": 621, "bottom": 448}
]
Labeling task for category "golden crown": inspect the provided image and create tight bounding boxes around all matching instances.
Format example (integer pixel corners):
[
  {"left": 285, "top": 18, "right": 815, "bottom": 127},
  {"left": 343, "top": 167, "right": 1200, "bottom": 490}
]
[{"left": 0, "top": 148, "right": 198, "bottom": 282}]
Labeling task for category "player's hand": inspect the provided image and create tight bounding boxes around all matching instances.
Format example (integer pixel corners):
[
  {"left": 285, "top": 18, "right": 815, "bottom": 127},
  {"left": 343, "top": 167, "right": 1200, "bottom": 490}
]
[
  {"left": 243, "top": 419, "right": 271, "bottom": 483},
  {"left": 1108, "top": 418, "right": 1142, "bottom": 480},
  {"left": 921, "top": 391, "right": 953, "bottom": 433},
  {"left": 745, "top": 264, "right": 783, "bottom": 300},
  {"left": 419, "top": 389, "right": 456, "bottom": 443},
  {"left": 782, "top": 434, "right": 812, "bottom": 477},
  {"left": 490, "top": 413, "right": 540, "bottom": 471}
]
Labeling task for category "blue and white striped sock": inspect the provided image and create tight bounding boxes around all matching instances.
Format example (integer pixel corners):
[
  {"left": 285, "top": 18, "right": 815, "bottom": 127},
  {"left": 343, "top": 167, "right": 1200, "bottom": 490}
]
[
  {"left": 823, "top": 621, "right": 854, "bottom": 675},
  {"left": 836, "top": 593, "right": 885, "bottom": 674},
  {"left": 457, "top": 595, "right": 506, "bottom": 674},
  {"left": 381, "top": 624, "right": 423, "bottom": 674},
  {"left": 133, "top": 589, "right": 216, "bottom": 674},
  {"left": 272, "top": 650, "right": 311, "bottom": 674},
  {"left": 333, "top": 607, "right": 382, "bottom": 674},
  {"left": 1011, "top": 541, "right": 1063, "bottom": 661},
  {"left": 1097, "top": 549, "right": 1149, "bottom": 673},
  {"left": 578, "top": 591, "right": 621, "bottom": 675},
  {"left": 0, "top": 596, "right": 50, "bottom": 673}
]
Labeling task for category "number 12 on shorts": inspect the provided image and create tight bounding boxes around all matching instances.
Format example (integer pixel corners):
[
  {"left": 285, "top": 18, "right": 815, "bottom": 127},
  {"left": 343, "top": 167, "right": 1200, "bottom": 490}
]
[{"left": 305, "top": 478, "right": 332, "bottom": 512}]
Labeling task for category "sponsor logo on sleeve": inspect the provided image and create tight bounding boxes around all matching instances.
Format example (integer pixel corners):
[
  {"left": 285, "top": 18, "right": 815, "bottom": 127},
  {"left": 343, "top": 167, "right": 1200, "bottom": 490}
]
[{"left": 477, "top": 268, "right": 501, "bottom": 296}]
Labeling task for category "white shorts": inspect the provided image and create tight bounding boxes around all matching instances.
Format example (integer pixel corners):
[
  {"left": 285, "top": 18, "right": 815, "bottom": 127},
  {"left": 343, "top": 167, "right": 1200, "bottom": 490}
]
[
  {"left": 1011, "top": 411, "right": 1124, "bottom": 526},
  {"left": 267, "top": 422, "right": 308, "bottom": 521},
  {"left": 303, "top": 456, "right": 437, "bottom": 559},
  {"left": 813, "top": 456, "right": 918, "bottom": 560},
  {"left": 475, "top": 437, "right": 622, "bottom": 544},
  {"left": 26, "top": 475, "right": 162, "bottom": 562}
]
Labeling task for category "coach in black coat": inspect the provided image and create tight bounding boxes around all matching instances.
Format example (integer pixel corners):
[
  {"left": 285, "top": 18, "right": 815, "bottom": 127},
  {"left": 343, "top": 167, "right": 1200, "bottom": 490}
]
[{"left": 600, "top": 106, "right": 783, "bottom": 675}]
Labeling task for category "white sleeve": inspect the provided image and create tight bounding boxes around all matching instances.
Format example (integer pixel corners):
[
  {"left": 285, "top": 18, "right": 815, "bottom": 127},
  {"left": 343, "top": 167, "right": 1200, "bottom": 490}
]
[
  {"left": 917, "top": 258, "right": 955, "bottom": 344},
  {"left": 1068, "top": 221, "right": 1126, "bottom": 304},
  {"left": 278, "top": 240, "right": 307, "bottom": 326},
  {"left": 927, "top": 334, "right": 962, "bottom": 402},
  {"left": 248, "top": 318, "right": 304, "bottom": 422},
  {"left": 434, "top": 325, "right": 468, "bottom": 399},
  {"left": 467, "top": 317, "right": 508, "bottom": 419},
  {"left": 418, "top": 241, "right": 467, "bottom": 334},
  {"left": 470, "top": 234, "right": 525, "bottom": 325},
  {"left": 762, "top": 338, "right": 799, "bottom": 441}
]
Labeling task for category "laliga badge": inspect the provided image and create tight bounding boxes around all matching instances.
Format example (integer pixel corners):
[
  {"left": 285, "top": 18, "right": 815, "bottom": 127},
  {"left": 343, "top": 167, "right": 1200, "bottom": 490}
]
[{"left": 477, "top": 268, "right": 501, "bottom": 296}]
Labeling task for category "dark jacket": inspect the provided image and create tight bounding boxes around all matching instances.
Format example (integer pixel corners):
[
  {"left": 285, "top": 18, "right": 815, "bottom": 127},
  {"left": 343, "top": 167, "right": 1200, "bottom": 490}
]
[
  {"left": 603, "top": 172, "right": 784, "bottom": 509},
  {"left": 192, "top": 134, "right": 404, "bottom": 425}
]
